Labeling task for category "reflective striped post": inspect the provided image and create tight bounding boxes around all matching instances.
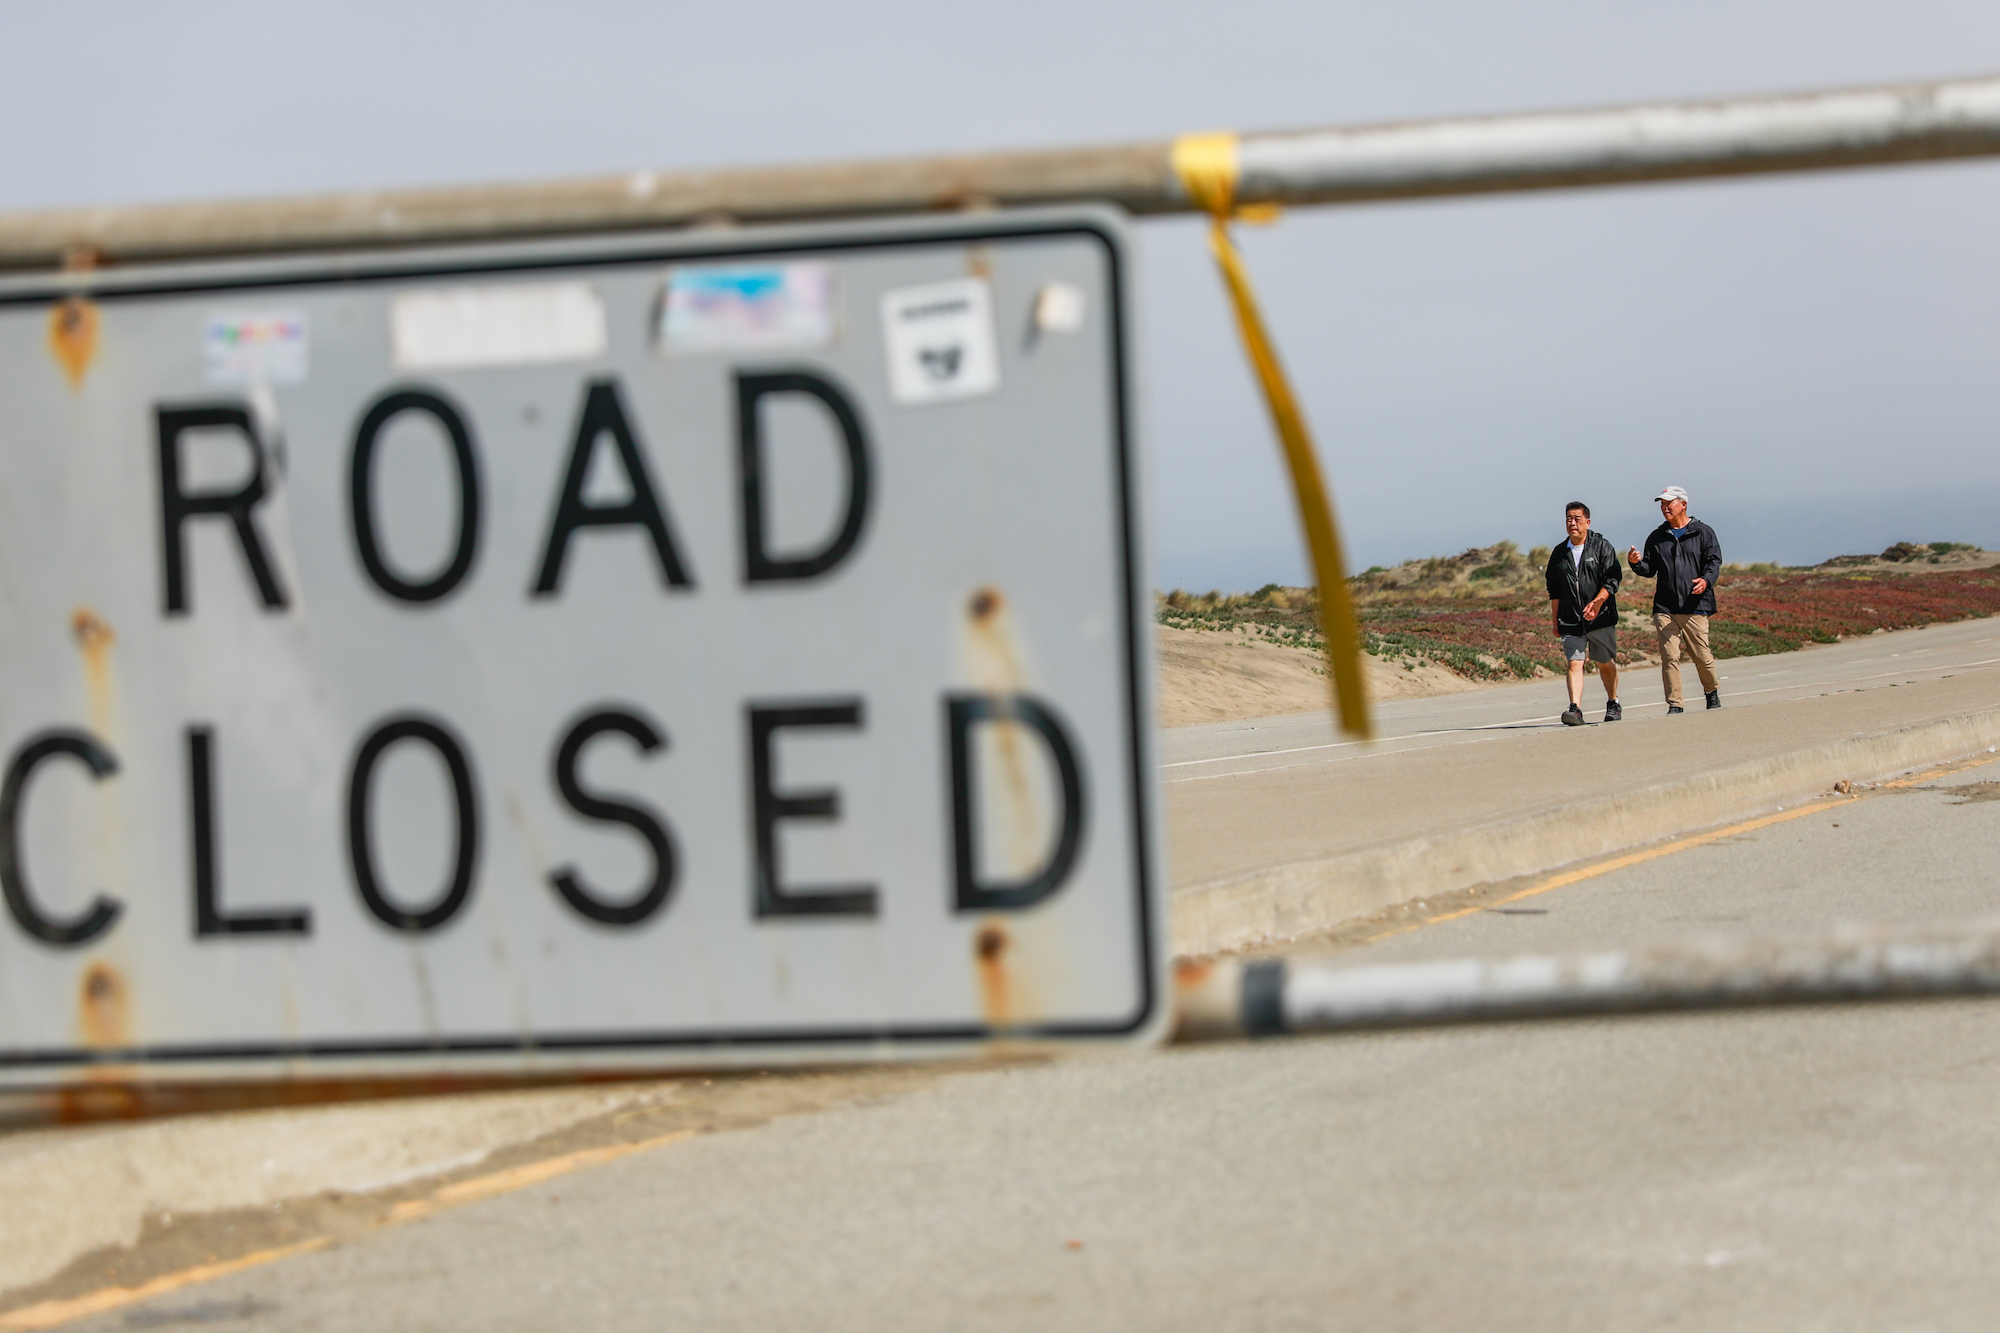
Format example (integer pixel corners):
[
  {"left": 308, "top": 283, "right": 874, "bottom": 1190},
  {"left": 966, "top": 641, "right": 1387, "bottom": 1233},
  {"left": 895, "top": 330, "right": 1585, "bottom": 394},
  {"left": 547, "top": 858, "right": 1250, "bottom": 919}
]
[{"left": 1174, "top": 919, "right": 2000, "bottom": 1040}]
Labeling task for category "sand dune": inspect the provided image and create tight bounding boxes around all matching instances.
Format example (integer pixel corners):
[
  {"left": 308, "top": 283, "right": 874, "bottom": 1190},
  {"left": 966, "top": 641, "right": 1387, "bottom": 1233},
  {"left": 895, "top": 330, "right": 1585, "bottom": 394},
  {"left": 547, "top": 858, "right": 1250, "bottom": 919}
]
[{"left": 1154, "top": 625, "right": 1545, "bottom": 728}]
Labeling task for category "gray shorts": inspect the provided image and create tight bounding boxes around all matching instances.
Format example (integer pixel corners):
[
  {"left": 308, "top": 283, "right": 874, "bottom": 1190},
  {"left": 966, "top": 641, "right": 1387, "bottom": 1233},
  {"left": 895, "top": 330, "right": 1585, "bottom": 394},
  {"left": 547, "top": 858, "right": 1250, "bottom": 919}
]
[{"left": 1562, "top": 627, "right": 1618, "bottom": 663}]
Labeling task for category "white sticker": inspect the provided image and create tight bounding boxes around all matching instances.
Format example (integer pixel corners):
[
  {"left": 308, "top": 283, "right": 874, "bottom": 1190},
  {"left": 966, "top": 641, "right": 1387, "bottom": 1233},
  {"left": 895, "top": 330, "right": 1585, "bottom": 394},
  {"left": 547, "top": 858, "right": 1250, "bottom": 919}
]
[
  {"left": 880, "top": 277, "right": 1001, "bottom": 405},
  {"left": 660, "top": 263, "right": 834, "bottom": 352},
  {"left": 390, "top": 282, "right": 607, "bottom": 371},
  {"left": 204, "top": 314, "right": 308, "bottom": 384},
  {"left": 1033, "top": 282, "right": 1087, "bottom": 334}
]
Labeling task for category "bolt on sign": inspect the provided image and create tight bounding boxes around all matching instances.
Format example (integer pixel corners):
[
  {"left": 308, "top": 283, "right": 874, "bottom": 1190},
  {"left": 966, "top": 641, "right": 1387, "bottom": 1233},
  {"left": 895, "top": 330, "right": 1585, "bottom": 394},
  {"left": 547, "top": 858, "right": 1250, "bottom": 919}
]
[{"left": 0, "top": 209, "right": 1164, "bottom": 1086}]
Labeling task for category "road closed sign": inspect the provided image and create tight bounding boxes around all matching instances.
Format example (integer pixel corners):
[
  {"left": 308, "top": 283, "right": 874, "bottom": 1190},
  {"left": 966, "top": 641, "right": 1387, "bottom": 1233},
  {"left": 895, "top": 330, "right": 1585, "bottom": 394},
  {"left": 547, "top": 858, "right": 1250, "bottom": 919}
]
[{"left": 0, "top": 209, "right": 1163, "bottom": 1086}]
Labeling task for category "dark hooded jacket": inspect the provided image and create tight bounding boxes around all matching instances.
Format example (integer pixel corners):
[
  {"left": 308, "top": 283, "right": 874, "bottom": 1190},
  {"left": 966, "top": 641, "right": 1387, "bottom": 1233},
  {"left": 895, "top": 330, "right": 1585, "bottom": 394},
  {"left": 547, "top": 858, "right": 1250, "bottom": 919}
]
[
  {"left": 1544, "top": 531, "right": 1622, "bottom": 634},
  {"left": 1631, "top": 517, "right": 1722, "bottom": 616}
]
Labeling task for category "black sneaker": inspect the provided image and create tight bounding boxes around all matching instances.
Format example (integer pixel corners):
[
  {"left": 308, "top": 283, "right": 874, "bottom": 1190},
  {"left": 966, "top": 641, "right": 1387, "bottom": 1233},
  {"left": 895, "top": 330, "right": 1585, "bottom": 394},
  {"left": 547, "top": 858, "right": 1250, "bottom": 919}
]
[
  {"left": 1604, "top": 700, "right": 1622, "bottom": 722},
  {"left": 1706, "top": 690, "right": 1722, "bottom": 710},
  {"left": 1667, "top": 704, "right": 1685, "bottom": 715},
  {"left": 1561, "top": 704, "right": 1585, "bottom": 727}
]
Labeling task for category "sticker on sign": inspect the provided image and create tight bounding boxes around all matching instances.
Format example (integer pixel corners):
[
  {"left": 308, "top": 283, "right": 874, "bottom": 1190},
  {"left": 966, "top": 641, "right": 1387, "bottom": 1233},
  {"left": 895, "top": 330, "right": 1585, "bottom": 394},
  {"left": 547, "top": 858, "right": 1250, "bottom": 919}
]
[
  {"left": 203, "top": 313, "right": 308, "bottom": 384},
  {"left": 0, "top": 210, "right": 1160, "bottom": 1084},
  {"left": 659, "top": 262, "right": 834, "bottom": 352},
  {"left": 880, "top": 276, "right": 1001, "bottom": 404}
]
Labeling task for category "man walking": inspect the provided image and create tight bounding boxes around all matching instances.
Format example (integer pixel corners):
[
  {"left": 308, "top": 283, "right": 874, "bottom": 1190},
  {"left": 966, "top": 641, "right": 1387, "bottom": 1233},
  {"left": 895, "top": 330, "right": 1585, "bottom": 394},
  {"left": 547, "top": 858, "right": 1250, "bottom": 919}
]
[
  {"left": 1627, "top": 486, "right": 1723, "bottom": 714},
  {"left": 1545, "top": 501, "right": 1623, "bottom": 726}
]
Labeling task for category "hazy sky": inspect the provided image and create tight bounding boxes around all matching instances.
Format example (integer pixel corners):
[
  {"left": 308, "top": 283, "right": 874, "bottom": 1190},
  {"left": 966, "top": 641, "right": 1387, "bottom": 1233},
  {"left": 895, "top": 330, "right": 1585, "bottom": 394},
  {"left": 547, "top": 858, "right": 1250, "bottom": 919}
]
[{"left": 4, "top": 0, "right": 1998, "bottom": 588}]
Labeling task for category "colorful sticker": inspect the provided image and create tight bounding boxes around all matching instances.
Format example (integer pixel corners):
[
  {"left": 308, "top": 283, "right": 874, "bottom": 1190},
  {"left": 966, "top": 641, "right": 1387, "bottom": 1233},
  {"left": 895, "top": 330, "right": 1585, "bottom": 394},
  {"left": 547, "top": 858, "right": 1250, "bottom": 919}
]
[
  {"left": 879, "top": 277, "right": 1000, "bottom": 405},
  {"left": 204, "top": 314, "right": 308, "bottom": 384},
  {"left": 659, "top": 263, "right": 834, "bottom": 352}
]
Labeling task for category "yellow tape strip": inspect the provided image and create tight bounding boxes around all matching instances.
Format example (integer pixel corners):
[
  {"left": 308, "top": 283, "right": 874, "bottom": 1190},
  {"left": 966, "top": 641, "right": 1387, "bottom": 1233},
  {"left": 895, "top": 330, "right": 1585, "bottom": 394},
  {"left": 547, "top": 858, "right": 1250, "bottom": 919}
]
[{"left": 1172, "top": 134, "right": 1372, "bottom": 739}]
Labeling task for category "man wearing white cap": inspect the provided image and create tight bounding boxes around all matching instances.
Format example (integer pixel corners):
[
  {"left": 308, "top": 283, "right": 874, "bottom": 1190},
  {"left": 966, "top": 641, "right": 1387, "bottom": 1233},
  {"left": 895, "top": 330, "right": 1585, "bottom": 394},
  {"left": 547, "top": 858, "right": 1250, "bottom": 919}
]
[{"left": 1627, "top": 486, "right": 1723, "bottom": 713}]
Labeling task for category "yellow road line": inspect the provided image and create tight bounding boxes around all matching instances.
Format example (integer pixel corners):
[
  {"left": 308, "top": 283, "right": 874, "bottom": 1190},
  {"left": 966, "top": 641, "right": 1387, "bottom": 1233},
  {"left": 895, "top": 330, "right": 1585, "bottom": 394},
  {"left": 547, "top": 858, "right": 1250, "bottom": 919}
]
[
  {"left": 1419, "top": 798, "right": 1847, "bottom": 930},
  {"left": 383, "top": 1131, "right": 690, "bottom": 1224},
  {"left": 1369, "top": 755, "right": 1984, "bottom": 942},
  {"left": 0, "top": 1241, "right": 332, "bottom": 1331},
  {"left": 1, "top": 1129, "right": 694, "bottom": 1329}
]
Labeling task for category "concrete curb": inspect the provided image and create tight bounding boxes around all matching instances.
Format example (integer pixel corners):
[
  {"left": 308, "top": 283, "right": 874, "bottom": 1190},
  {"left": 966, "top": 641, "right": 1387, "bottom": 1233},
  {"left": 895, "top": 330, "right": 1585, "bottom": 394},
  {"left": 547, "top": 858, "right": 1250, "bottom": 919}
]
[{"left": 1170, "top": 706, "right": 2000, "bottom": 958}]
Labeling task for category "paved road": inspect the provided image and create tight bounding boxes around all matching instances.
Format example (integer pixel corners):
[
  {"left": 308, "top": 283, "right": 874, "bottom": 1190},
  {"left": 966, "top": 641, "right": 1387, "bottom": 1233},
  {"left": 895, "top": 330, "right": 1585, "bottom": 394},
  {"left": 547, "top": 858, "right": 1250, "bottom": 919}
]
[
  {"left": 1162, "top": 615, "right": 2000, "bottom": 783},
  {"left": 1164, "top": 622, "right": 2000, "bottom": 906},
  {"left": 1360, "top": 754, "right": 2000, "bottom": 957},
  {"left": 71, "top": 758, "right": 2000, "bottom": 1331}
]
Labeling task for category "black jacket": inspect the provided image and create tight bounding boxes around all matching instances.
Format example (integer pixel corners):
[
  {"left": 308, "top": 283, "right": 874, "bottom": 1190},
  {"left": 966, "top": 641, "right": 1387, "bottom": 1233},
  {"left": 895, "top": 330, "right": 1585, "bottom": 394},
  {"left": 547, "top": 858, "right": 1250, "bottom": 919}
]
[
  {"left": 1544, "top": 531, "right": 1622, "bottom": 633},
  {"left": 1630, "top": 518, "right": 1722, "bottom": 616}
]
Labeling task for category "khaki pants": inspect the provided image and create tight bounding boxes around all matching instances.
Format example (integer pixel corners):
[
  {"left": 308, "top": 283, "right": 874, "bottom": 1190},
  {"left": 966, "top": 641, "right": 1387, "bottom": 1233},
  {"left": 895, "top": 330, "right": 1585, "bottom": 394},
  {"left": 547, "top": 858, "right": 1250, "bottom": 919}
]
[{"left": 1652, "top": 612, "right": 1719, "bottom": 707}]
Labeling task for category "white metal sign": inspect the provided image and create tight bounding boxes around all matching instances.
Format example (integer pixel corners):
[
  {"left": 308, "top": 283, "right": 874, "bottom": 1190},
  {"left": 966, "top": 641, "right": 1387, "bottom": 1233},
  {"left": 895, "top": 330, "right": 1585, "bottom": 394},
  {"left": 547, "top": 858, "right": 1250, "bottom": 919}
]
[{"left": 0, "top": 210, "right": 1162, "bottom": 1085}]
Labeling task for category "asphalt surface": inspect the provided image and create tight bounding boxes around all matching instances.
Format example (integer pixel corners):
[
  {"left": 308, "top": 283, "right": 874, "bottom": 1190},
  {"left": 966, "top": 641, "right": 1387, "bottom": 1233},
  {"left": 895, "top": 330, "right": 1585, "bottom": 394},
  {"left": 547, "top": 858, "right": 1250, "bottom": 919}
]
[
  {"left": 1161, "top": 615, "right": 2000, "bottom": 782},
  {"left": 68, "top": 756, "right": 2000, "bottom": 1331},
  {"left": 1362, "top": 755, "right": 2000, "bottom": 957}
]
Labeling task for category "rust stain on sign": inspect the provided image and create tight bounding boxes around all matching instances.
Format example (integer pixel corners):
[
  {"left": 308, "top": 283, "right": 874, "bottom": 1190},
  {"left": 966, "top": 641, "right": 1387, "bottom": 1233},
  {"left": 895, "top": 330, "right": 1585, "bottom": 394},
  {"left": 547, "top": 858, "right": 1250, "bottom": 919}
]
[
  {"left": 1174, "top": 956, "right": 1217, "bottom": 991},
  {"left": 973, "top": 917, "right": 1049, "bottom": 1031},
  {"left": 77, "top": 962, "right": 130, "bottom": 1048},
  {"left": 47, "top": 297, "right": 100, "bottom": 388},
  {"left": 52, "top": 1083, "right": 144, "bottom": 1123},
  {"left": 71, "top": 607, "right": 115, "bottom": 655},
  {"left": 975, "top": 921, "right": 1013, "bottom": 1028},
  {"left": 22, "top": 1072, "right": 622, "bottom": 1126},
  {"left": 962, "top": 587, "right": 1047, "bottom": 878},
  {"left": 64, "top": 963, "right": 143, "bottom": 1119},
  {"left": 71, "top": 607, "right": 117, "bottom": 738}
]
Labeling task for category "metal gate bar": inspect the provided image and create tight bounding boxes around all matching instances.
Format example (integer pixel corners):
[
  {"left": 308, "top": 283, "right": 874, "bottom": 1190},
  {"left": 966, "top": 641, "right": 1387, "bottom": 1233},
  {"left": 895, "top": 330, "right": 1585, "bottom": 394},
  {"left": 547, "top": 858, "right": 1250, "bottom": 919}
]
[
  {"left": 4, "top": 74, "right": 1999, "bottom": 271},
  {"left": 1174, "top": 920, "right": 2000, "bottom": 1040}
]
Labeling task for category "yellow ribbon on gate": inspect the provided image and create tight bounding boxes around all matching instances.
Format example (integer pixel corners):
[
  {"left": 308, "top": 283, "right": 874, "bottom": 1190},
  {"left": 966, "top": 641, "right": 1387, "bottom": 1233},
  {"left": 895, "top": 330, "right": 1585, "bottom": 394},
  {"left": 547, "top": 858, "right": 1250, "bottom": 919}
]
[{"left": 1172, "top": 132, "right": 1373, "bottom": 740}]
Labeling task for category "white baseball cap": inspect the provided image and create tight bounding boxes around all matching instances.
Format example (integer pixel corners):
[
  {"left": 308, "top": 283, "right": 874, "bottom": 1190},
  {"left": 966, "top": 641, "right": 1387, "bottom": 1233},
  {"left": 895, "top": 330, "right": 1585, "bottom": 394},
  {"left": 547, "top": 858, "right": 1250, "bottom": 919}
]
[{"left": 1653, "top": 485, "right": 1690, "bottom": 504}]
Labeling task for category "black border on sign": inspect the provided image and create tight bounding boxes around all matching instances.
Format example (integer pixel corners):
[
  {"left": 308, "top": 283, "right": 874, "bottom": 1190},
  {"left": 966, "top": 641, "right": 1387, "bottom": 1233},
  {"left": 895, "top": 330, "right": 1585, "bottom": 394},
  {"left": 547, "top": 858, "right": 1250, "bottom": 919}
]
[{"left": 0, "top": 213, "right": 1160, "bottom": 1070}]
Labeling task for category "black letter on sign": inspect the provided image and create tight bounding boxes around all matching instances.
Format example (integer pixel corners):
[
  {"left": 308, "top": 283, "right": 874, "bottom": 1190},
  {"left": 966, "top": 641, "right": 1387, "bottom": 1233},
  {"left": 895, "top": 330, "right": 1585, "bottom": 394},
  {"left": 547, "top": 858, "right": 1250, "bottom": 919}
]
[
  {"left": 947, "top": 694, "right": 1087, "bottom": 913},
  {"left": 188, "top": 727, "right": 310, "bottom": 938},
  {"left": 350, "top": 389, "right": 482, "bottom": 603},
  {"left": 0, "top": 731, "right": 123, "bottom": 946},
  {"left": 747, "top": 701, "right": 876, "bottom": 918},
  {"left": 532, "top": 379, "right": 693, "bottom": 595},
  {"left": 737, "top": 371, "right": 872, "bottom": 584},
  {"left": 549, "top": 708, "right": 678, "bottom": 927},
  {"left": 156, "top": 403, "right": 289, "bottom": 615},
  {"left": 347, "top": 716, "right": 480, "bottom": 933}
]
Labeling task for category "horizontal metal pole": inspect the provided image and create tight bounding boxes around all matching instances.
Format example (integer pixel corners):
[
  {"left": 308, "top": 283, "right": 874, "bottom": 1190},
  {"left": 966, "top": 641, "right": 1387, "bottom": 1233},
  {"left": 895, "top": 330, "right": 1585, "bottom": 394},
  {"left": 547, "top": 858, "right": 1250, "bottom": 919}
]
[
  {"left": 0, "top": 144, "right": 1169, "bottom": 274},
  {"left": 6, "top": 74, "right": 2000, "bottom": 271},
  {"left": 1235, "top": 74, "right": 2000, "bottom": 204},
  {"left": 1174, "top": 918, "right": 2000, "bottom": 1039}
]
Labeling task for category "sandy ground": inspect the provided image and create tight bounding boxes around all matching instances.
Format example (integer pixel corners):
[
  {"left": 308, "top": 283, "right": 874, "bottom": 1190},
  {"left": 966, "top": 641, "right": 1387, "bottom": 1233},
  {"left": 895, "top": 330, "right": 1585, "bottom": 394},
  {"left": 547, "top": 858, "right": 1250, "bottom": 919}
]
[
  {"left": 1157, "top": 552, "right": 1995, "bottom": 728},
  {"left": 1154, "top": 625, "right": 1545, "bottom": 727}
]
